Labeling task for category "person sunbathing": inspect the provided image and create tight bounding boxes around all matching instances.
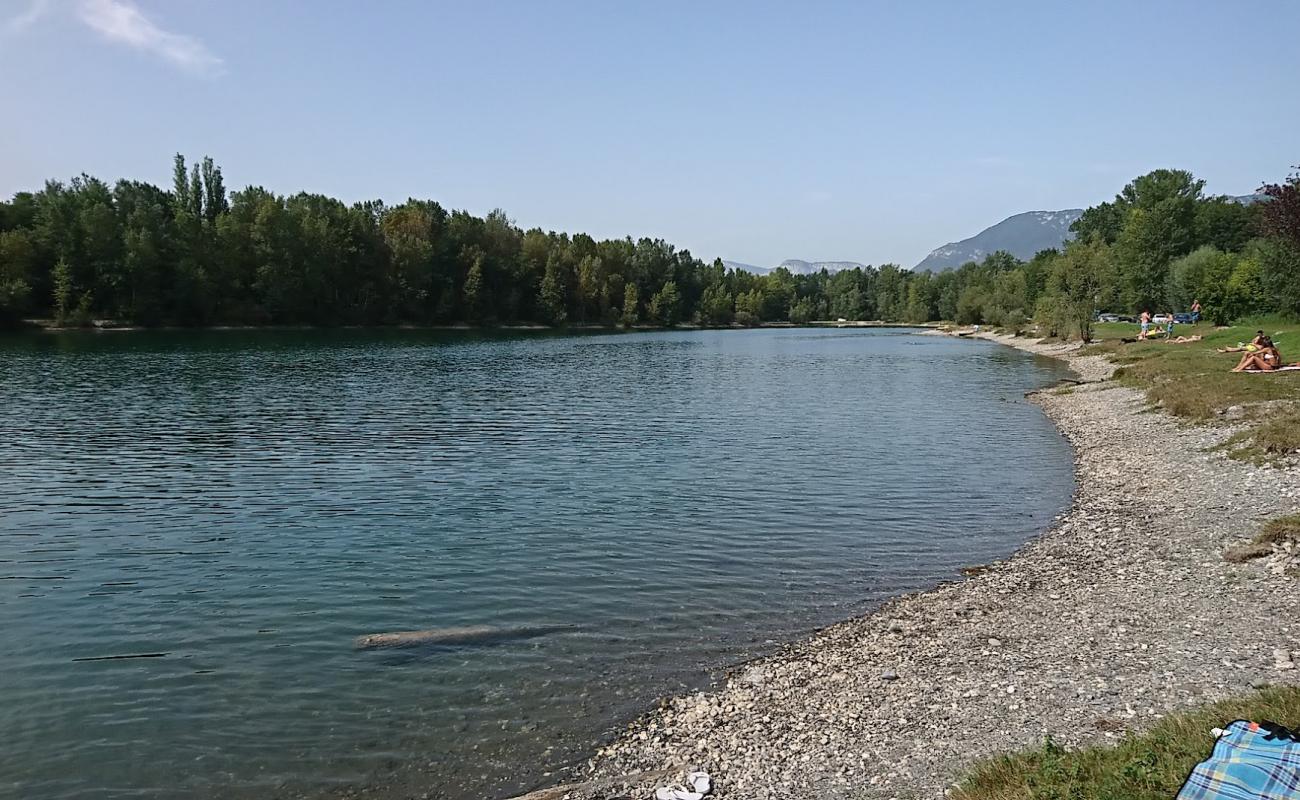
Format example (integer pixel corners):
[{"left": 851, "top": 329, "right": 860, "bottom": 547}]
[
  {"left": 1219, "top": 331, "right": 1268, "bottom": 353},
  {"left": 1233, "top": 341, "right": 1282, "bottom": 372}
]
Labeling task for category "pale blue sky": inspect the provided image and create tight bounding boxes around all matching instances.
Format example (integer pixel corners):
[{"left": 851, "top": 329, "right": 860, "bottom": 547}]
[{"left": 2, "top": 0, "right": 1297, "bottom": 267}]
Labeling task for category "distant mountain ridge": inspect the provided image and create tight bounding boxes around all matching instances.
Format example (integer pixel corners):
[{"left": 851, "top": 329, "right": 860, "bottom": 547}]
[
  {"left": 912, "top": 210, "right": 1083, "bottom": 273},
  {"left": 727, "top": 194, "right": 1262, "bottom": 277},
  {"left": 912, "top": 193, "right": 1263, "bottom": 273}
]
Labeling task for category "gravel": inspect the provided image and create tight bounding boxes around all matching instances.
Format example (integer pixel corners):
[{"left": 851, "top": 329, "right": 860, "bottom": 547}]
[{"left": 529, "top": 332, "right": 1300, "bottom": 800}]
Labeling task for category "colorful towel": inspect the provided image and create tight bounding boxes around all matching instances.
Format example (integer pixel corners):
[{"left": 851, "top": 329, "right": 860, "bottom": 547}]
[{"left": 1177, "top": 720, "right": 1300, "bottom": 799}]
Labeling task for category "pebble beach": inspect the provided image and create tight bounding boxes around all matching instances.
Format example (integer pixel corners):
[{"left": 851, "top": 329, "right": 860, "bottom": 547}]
[{"left": 522, "top": 332, "right": 1300, "bottom": 800}]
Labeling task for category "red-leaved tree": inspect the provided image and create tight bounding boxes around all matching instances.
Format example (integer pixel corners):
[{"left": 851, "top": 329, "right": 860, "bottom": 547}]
[{"left": 1258, "top": 167, "right": 1300, "bottom": 248}]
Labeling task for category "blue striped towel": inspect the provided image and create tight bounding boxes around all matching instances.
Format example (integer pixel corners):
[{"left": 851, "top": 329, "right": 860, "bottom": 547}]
[{"left": 1177, "top": 720, "right": 1300, "bottom": 799}]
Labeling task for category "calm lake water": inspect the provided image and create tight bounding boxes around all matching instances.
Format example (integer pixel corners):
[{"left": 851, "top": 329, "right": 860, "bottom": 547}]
[{"left": 0, "top": 328, "right": 1074, "bottom": 799}]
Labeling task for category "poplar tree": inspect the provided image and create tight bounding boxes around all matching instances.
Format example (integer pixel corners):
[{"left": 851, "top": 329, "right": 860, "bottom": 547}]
[{"left": 201, "top": 157, "right": 227, "bottom": 223}]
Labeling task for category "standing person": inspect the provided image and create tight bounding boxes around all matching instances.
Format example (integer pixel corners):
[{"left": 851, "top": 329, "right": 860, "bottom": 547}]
[
  {"left": 1139, "top": 310, "right": 1151, "bottom": 340},
  {"left": 1191, "top": 299, "right": 1202, "bottom": 323},
  {"left": 1166, "top": 312, "right": 1175, "bottom": 338}
]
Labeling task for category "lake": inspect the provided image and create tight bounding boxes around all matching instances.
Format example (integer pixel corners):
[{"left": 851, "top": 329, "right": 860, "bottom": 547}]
[{"left": 0, "top": 327, "right": 1074, "bottom": 799}]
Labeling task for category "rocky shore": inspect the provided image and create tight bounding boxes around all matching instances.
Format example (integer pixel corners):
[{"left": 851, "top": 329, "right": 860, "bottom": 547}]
[{"left": 530, "top": 331, "right": 1300, "bottom": 800}]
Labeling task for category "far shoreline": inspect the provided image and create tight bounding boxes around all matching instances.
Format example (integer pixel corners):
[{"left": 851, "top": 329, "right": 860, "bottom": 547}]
[{"left": 9, "top": 319, "right": 942, "bottom": 334}]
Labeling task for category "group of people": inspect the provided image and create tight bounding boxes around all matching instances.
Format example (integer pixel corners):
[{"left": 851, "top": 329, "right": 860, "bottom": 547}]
[
  {"left": 1138, "top": 309, "right": 1166, "bottom": 339},
  {"left": 1136, "top": 302, "right": 1200, "bottom": 340},
  {"left": 1221, "top": 330, "right": 1291, "bottom": 372}
]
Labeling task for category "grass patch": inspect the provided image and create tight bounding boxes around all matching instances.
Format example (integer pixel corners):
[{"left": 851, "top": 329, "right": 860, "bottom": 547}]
[
  {"left": 952, "top": 685, "right": 1300, "bottom": 800},
  {"left": 1223, "top": 514, "right": 1300, "bottom": 562},
  {"left": 1084, "top": 317, "right": 1300, "bottom": 458},
  {"left": 1218, "top": 412, "right": 1300, "bottom": 464},
  {"left": 1260, "top": 513, "right": 1300, "bottom": 543}
]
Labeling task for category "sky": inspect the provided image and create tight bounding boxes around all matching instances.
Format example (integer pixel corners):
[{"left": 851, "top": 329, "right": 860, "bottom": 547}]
[{"left": 1, "top": 1, "right": 1298, "bottom": 268}]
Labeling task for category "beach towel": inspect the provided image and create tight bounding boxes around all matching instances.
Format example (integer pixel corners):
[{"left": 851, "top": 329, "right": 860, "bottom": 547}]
[
  {"left": 1244, "top": 365, "right": 1300, "bottom": 374},
  {"left": 1176, "top": 720, "right": 1300, "bottom": 799}
]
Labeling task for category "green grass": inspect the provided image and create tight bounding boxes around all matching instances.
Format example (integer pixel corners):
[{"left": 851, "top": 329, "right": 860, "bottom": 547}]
[
  {"left": 1082, "top": 317, "right": 1300, "bottom": 461},
  {"left": 952, "top": 686, "right": 1300, "bottom": 800},
  {"left": 1224, "top": 513, "right": 1300, "bottom": 563}
]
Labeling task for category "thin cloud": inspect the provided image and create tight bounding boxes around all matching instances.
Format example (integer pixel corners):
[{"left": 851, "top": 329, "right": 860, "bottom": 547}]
[
  {"left": 3, "top": 0, "right": 51, "bottom": 34},
  {"left": 76, "top": 0, "right": 223, "bottom": 74}
]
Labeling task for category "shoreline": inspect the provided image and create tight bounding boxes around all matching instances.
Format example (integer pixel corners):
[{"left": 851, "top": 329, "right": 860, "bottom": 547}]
[
  {"left": 11, "top": 320, "right": 939, "bottom": 334},
  {"left": 527, "top": 331, "right": 1300, "bottom": 800}
]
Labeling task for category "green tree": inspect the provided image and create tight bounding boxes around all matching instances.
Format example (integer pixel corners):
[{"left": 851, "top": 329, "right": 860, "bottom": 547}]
[
  {"left": 1115, "top": 204, "right": 1195, "bottom": 311},
  {"left": 462, "top": 250, "right": 486, "bottom": 321},
  {"left": 788, "top": 296, "right": 817, "bottom": 324},
  {"left": 1191, "top": 248, "right": 1239, "bottom": 326},
  {"left": 1255, "top": 238, "right": 1300, "bottom": 317},
  {"left": 172, "top": 154, "right": 192, "bottom": 215},
  {"left": 1194, "top": 196, "right": 1255, "bottom": 253},
  {"left": 955, "top": 286, "right": 987, "bottom": 325},
  {"left": 539, "top": 254, "right": 568, "bottom": 324},
  {"left": 648, "top": 280, "right": 682, "bottom": 325},
  {"left": 51, "top": 257, "right": 74, "bottom": 324},
  {"left": 1049, "top": 237, "right": 1110, "bottom": 342},
  {"left": 189, "top": 163, "right": 204, "bottom": 220},
  {"left": 1070, "top": 201, "right": 1126, "bottom": 244},
  {"left": 0, "top": 229, "right": 34, "bottom": 325},
  {"left": 698, "top": 283, "right": 733, "bottom": 325},
  {"left": 621, "top": 282, "right": 639, "bottom": 326},
  {"left": 200, "top": 156, "right": 228, "bottom": 223},
  {"left": 734, "top": 288, "right": 764, "bottom": 325},
  {"left": 1166, "top": 246, "right": 1222, "bottom": 313},
  {"left": 1224, "top": 252, "right": 1266, "bottom": 320},
  {"left": 575, "top": 254, "right": 603, "bottom": 322}
]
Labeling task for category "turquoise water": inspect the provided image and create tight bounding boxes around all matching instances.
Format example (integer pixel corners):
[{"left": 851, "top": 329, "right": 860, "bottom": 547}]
[{"left": 0, "top": 328, "right": 1074, "bottom": 799}]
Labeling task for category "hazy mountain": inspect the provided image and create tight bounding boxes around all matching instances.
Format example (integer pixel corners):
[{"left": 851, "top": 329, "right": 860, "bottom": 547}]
[
  {"left": 723, "top": 259, "right": 867, "bottom": 276},
  {"left": 913, "top": 193, "right": 1264, "bottom": 273},
  {"left": 912, "top": 210, "right": 1083, "bottom": 273}
]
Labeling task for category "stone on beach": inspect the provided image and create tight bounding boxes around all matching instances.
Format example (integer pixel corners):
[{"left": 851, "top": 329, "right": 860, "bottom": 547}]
[{"left": 533, "top": 332, "right": 1300, "bottom": 800}]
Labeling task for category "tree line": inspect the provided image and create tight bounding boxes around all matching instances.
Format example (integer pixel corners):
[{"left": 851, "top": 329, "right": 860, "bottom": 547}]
[{"left": 0, "top": 157, "right": 1297, "bottom": 335}]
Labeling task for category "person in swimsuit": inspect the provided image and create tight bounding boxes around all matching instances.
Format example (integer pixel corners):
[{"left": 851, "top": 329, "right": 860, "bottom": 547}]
[
  {"left": 1233, "top": 337, "right": 1281, "bottom": 372},
  {"left": 1219, "top": 331, "right": 1268, "bottom": 353}
]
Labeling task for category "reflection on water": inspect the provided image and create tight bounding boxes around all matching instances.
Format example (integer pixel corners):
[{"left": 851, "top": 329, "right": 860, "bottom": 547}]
[{"left": 0, "top": 328, "right": 1073, "bottom": 799}]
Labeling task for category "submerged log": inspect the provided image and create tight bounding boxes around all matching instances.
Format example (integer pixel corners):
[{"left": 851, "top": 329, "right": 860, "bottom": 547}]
[{"left": 353, "top": 624, "right": 572, "bottom": 650}]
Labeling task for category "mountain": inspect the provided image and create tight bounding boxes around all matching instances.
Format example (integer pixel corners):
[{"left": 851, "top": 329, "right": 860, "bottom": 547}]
[
  {"left": 912, "top": 193, "right": 1264, "bottom": 273},
  {"left": 912, "top": 209, "right": 1083, "bottom": 273},
  {"left": 723, "top": 259, "right": 867, "bottom": 276}
]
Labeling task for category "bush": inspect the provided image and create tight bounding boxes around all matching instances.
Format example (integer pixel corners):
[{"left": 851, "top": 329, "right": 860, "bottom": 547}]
[
  {"left": 1256, "top": 238, "right": 1300, "bottom": 317},
  {"left": 956, "top": 287, "right": 987, "bottom": 325}
]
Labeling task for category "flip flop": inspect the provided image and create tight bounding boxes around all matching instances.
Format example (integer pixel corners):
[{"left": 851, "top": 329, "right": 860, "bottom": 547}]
[
  {"left": 687, "top": 771, "right": 712, "bottom": 794},
  {"left": 654, "top": 787, "right": 702, "bottom": 800}
]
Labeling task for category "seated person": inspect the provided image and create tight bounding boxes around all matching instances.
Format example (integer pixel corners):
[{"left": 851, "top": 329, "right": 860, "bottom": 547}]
[{"left": 1233, "top": 339, "right": 1282, "bottom": 372}]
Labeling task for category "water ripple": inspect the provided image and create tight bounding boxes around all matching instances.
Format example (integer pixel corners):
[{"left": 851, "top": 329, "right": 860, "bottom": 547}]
[{"left": 0, "top": 328, "right": 1074, "bottom": 799}]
